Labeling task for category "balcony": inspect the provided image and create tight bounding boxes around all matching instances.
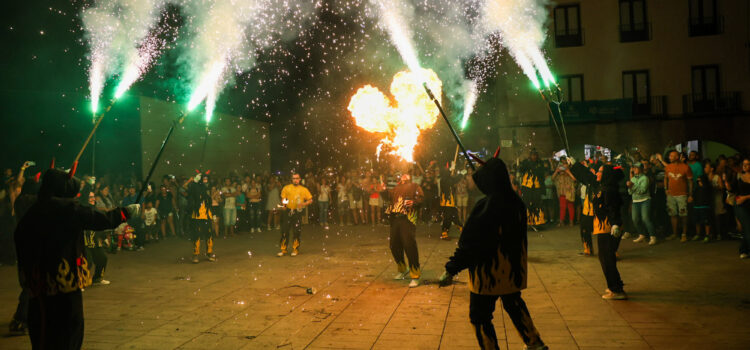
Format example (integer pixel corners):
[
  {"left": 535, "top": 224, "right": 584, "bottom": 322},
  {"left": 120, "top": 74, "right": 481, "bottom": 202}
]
[
  {"left": 688, "top": 16, "right": 723, "bottom": 37},
  {"left": 554, "top": 28, "right": 584, "bottom": 48},
  {"left": 552, "top": 96, "right": 667, "bottom": 124},
  {"left": 682, "top": 92, "right": 742, "bottom": 115},
  {"left": 619, "top": 22, "right": 651, "bottom": 43},
  {"left": 631, "top": 95, "right": 668, "bottom": 117}
]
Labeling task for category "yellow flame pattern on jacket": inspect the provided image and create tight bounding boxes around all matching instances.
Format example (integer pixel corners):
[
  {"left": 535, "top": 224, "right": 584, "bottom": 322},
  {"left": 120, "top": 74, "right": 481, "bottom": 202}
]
[{"left": 45, "top": 256, "right": 92, "bottom": 295}]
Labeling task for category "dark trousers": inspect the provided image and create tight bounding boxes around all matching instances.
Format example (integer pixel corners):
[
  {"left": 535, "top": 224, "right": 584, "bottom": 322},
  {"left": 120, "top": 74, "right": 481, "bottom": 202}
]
[
  {"left": 13, "top": 289, "right": 29, "bottom": 324},
  {"left": 280, "top": 210, "right": 303, "bottom": 252},
  {"left": 470, "top": 292, "right": 543, "bottom": 349},
  {"left": 734, "top": 206, "right": 750, "bottom": 255},
  {"left": 597, "top": 234, "right": 624, "bottom": 292},
  {"left": 249, "top": 202, "right": 262, "bottom": 229},
  {"left": 580, "top": 215, "right": 594, "bottom": 253},
  {"left": 389, "top": 215, "right": 420, "bottom": 278},
  {"left": 440, "top": 206, "right": 462, "bottom": 231},
  {"left": 28, "top": 291, "right": 84, "bottom": 350},
  {"left": 85, "top": 247, "right": 107, "bottom": 282}
]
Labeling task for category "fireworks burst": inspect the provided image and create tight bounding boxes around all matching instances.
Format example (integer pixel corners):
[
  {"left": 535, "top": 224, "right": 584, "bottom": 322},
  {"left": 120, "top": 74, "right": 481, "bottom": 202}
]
[{"left": 347, "top": 68, "right": 442, "bottom": 163}]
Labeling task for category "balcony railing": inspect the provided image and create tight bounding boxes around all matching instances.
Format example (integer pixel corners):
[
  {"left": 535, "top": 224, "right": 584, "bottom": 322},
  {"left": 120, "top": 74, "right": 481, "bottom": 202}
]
[
  {"left": 619, "top": 22, "right": 651, "bottom": 42},
  {"left": 688, "top": 16, "right": 723, "bottom": 37},
  {"left": 631, "top": 95, "right": 668, "bottom": 117},
  {"left": 554, "top": 28, "right": 584, "bottom": 48},
  {"left": 682, "top": 92, "right": 742, "bottom": 114}
]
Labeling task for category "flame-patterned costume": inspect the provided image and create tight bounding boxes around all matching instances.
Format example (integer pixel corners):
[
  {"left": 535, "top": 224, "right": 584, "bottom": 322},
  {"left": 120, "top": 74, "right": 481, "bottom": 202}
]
[
  {"left": 14, "top": 168, "right": 129, "bottom": 349},
  {"left": 385, "top": 178, "right": 423, "bottom": 280},
  {"left": 437, "top": 167, "right": 463, "bottom": 240},
  {"left": 186, "top": 176, "right": 215, "bottom": 262},
  {"left": 444, "top": 153, "right": 546, "bottom": 350},
  {"left": 518, "top": 155, "right": 548, "bottom": 226},
  {"left": 570, "top": 162, "right": 626, "bottom": 295}
]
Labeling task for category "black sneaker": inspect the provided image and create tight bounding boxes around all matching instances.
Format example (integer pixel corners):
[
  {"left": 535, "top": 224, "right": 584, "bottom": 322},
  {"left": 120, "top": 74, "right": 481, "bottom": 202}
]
[{"left": 9, "top": 318, "right": 27, "bottom": 335}]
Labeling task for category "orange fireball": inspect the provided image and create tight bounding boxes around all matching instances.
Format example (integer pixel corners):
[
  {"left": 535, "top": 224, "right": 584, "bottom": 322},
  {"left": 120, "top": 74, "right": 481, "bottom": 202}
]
[{"left": 347, "top": 68, "right": 442, "bottom": 163}]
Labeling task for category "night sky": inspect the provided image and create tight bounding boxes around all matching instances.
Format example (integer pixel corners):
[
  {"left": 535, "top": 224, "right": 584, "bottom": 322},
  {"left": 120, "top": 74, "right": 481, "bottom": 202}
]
[{"left": 1, "top": 0, "right": 504, "bottom": 177}]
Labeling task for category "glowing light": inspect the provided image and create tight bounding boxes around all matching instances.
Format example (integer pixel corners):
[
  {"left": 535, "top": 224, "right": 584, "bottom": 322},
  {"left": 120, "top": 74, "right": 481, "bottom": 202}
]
[
  {"left": 480, "top": 0, "right": 554, "bottom": 90},
  {"left": 348, "top": 68, "right": 442, "bottom": 163},
  {"left": 461, "top": 81, "right": 477, "bottom": 130}
]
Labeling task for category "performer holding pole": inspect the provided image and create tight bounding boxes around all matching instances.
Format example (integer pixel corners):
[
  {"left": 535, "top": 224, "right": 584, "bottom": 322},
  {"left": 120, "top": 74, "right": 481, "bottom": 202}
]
[{"left": 439, "top": 149, "right": 548, "bottom": 350}]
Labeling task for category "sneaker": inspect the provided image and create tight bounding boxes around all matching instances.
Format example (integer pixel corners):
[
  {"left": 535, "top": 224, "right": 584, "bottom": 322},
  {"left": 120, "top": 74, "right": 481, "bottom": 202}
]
[
  {"left": 207, "top": 253, "right": 216, "bottom": 262},
  {"left": 680, "top": 235, "right": 688, "bottom": 243},
  {"left": 251, "top": 228, "right": 255, "bottom": 233},
  {"left": 666, "top": 234, "right": 677, "bottom": 240},
  {"left": 136, "top": 246, "right": 145, "bottom": 251},
  {"left": 692, "top": 235, "right": 702, "bottom": 241},
  {"left": 523, "top": 344, "right": 549, "bottom": 350},
  {"left": 602, "top": 291, "right": 628, "bottom": 300},
  {"left": 94, "top": 279, "right": 111, "bottom": 285},
  {"left": 703, "top": 236, "right": 710, "bottom": 243},
  {"left": 648, "top": 236, "right": 657, "bottom": 245},
  {"left": 257, "top": 228, "right": 262, "bottom": 232},
  {"left": 408, "top": 279, "right": 419, "bottom": 288},
  {"left": 277, "top": 251, "right": 286, "bottom": 257},
  {"left": 8, "top": 318, "right": 27, "bottom": 335},
  {"left": 191, "top": 255, "right": 200, "bottom": 263},
  {"left": 633, "top": 235, "right": 646, "bottom": 243},
  {"left": 741, "top": 253, "right": 749, "bottom": 259},
  {"left": 393, "top": 271, "right": 409, "bottom": 280},
  {"left": 291, "top": 251, "right": 298, "bottom": 257},
  {"left": 621, "top": 232, "right": 631, "bottom": 240}
]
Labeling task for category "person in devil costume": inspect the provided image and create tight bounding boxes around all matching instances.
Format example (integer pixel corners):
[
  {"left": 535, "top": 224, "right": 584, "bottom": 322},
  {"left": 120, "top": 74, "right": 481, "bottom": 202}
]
[
  {"left": 386, "top": 173, "right": 424, "bottom": 287},
  {"left": 569, "top": 158, "right": 628, "bottom": 300},
  {"left": 439, "top": 148, "right": 547, "bottom": 350},
  {"left": 14, "top": 160, "right": 138, "bottom": 349},
  {"left": 437, "top": 164, "right": 464, "bottom": 240},
  {"left": 184, "top": 171, "right": 215, "bottom": 263}
]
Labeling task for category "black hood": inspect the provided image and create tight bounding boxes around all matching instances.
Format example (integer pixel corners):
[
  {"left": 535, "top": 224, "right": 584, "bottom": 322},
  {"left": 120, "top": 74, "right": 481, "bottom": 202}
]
[
  {"left": 38, "top": 169, "right": 80, "bottom": 199},
  {"left": 600, "top": 165, "right": 623, "bottom": 188},
  {"left": 471, "top": 157, "right": 514, "bottom": 197}
]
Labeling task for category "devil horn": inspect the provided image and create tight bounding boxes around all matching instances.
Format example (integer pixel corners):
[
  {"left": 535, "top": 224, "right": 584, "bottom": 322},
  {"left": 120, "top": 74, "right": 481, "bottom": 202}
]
[
  {"left": 68, "top": 161, "right": 78, "bottom": 178},
  {"left": 50, "top": 158, "right": 55, "bottom": 169},
  {"left": 493, "top": 146, "right": 501, "bottom": 158},
  {"left": 468, "top": 153, "right": 485, "bottom": 166},
  {"left": 34, "top": 172, "right": 42, "bottom": 182}
]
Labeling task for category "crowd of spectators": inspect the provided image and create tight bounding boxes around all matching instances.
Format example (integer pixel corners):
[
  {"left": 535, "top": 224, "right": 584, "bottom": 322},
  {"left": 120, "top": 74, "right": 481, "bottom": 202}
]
[{"left": 1, "top": 147, "right": 749, "bottom": 266}]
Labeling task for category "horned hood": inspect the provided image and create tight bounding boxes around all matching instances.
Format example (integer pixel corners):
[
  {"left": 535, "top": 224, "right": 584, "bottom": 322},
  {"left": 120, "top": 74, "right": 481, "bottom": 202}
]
[
  {"left": 471, "top": 157, "right": 514, "bottom": 197},
  {"left": 38, "top": 169, "right": 80, "bottom": 199}
]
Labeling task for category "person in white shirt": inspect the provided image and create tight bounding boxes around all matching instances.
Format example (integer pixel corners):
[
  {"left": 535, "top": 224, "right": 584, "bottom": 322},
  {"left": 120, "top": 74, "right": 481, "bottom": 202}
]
[{"left": 221, "top": 178, "right": 238, "bottom": 237}]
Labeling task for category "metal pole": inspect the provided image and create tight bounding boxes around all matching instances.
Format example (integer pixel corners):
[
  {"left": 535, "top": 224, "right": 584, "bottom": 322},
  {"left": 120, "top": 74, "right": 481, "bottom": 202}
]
[
  {"left": 136, "top": 112, "right": 187, "bottom": 203},
  {"left": 422, "top": 83, "right": 476, "bottom": 171}
]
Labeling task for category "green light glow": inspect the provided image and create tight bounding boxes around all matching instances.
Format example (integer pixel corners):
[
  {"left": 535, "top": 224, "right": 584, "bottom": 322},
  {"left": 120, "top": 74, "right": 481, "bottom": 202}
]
[
  {"left": 114, "top": 83, "right": 127, "bottom": 99},
  {"left": 531, "top": 78, "right": 541, "bottom": 90},
  {"left": 91, "top": 101, "right": 98, "bottom": 115}
]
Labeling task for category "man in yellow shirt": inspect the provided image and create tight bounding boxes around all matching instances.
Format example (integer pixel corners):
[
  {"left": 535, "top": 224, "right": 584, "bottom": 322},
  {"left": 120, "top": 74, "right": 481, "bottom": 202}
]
[{"left": 278, "top": 173, "right": 313, "bottom": 257}]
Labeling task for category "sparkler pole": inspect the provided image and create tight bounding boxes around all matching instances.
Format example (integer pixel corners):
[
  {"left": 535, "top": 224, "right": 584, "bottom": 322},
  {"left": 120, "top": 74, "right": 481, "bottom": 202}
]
[
  {"left": 539, "top": 90, "right": 571, "bottom": 153},
  {"left": 73, "top": 99, "right": 116, "bottom": 164},
  {"left": 422, "top": 83, "right": 476, "bottom": 171},
  {"left": 136, "top": 111, "right": 188, "bottom": 203}
]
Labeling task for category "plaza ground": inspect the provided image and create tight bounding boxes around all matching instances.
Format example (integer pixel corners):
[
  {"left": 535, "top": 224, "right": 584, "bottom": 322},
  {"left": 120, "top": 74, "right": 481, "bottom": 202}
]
[{"left": 1, "top": 223, "right": 749, "bottom": 349}]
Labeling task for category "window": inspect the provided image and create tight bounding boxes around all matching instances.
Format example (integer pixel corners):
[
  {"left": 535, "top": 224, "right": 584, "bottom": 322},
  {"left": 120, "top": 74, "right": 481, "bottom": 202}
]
[
  {"left": 558, "top": 74, "right": 584, "bottom": 101},
  {"left": 689, "top": 0, "right": 720, "bottom": 36},
  {"left": 619, "top": 0, "right": 650, "bottom": 42},
  {"left": 623, "top": 70, "right": 650, "bottom": 115},
  {"left": 691, "top": 65, "right": 720, "bottom": 112},
  {"left": 554, "top": 4, "right": 583, "bottom": 47}
]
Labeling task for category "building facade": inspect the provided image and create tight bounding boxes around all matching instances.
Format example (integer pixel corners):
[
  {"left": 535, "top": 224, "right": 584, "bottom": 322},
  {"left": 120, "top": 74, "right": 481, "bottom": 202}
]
[{"left": 495, "top": 0, "right": 750, "bottom": 160}]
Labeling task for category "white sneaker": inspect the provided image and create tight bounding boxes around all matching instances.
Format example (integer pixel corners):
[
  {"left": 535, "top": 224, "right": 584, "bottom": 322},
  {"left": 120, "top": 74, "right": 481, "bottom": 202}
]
[
  {"left": 257, "top": 228, "right": 262, "bottom": 232},
  {"left": 393, "top": 271, "right": 409, "bottom": 280},
  {"left": 741, "top": 253, "right": 749, "bottom": 259},
  {"left": 633, "top": 234, "right": 646, "bottom": 243},
  {"left": 648, "top": 236, "right": 657, "bottom": 245},
  {"left": 277, "top": 251, "right": 285, "bottom": 257},
  {"left": 291, "top": 251, "right": 298, "bottom": 257},
  {"left": 408, "top": 279, "right": 419, "bottom": 288},
  {"left": 250, "top": 228, "right": 255, "bottom": 233},
  {"left": 95, "top": 279, "right": 110, "bottom": 285}
]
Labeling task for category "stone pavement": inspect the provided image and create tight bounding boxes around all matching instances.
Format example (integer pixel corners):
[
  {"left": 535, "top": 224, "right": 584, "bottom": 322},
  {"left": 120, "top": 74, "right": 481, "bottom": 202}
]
[{"left": 1, "top": 223, "right": 749, "bottom": 349}]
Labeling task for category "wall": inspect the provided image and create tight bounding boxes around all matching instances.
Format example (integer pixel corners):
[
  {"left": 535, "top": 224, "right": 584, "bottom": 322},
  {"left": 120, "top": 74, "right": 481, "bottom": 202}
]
[{"left": 139, "top": 97, "right": 270, "bottom": 181}]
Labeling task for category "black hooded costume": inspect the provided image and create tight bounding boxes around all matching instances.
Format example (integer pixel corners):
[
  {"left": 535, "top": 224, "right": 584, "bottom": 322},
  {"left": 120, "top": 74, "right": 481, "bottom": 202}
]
[
  {"left": 443, "top": 155, "right": 546, "bottom": 350},
  {"left": 14, "top": 168, "right": 130, "bottom": 349},
  {"left": 185, "top": 174, "right": 214, "bottom": 262},
  {"left": 571, "top": 161, "right": 626, "bottom": 296}
]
